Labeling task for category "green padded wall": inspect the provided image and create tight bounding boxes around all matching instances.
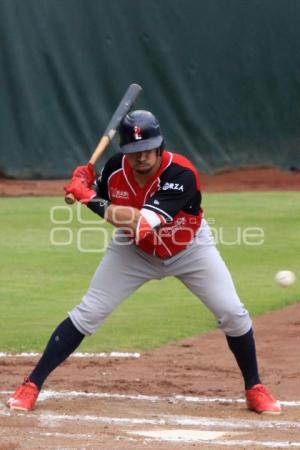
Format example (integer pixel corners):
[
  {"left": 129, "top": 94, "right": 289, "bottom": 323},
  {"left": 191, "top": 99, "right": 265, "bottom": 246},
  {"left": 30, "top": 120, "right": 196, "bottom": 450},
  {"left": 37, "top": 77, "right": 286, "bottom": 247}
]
[{"left": 1, "top": 0, "right": 299, "bottom": 178}]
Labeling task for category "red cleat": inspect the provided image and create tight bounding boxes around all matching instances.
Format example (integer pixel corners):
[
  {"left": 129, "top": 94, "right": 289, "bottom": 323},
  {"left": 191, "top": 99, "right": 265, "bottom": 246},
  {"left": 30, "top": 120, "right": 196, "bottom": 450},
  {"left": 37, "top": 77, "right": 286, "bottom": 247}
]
[
  {"left": 7, "top": 379, "right": 39, "bottom": 411},
  {"left": 246, "top": 384, "right": 281, "bottom": 414}
]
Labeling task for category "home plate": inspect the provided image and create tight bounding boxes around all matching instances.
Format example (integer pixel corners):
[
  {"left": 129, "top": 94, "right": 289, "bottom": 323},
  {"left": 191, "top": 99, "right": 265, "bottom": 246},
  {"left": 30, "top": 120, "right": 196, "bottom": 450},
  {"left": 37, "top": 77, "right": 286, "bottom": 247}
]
[{"left": 128, "top": 429, "right": 231, "bottom": 442}]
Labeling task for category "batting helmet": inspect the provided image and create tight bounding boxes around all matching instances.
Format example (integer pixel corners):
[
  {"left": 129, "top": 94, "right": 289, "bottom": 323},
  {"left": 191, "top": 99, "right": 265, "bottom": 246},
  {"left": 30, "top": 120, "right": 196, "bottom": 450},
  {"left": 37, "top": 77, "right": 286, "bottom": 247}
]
[{"left": 119, "top": 110, "right": 164, "bottom": 154}]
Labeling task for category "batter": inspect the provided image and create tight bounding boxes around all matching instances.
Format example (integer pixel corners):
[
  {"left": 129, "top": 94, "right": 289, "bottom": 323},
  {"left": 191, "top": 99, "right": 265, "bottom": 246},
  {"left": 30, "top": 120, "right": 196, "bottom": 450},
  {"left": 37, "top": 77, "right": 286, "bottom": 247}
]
[{"left": 7, "top": 110, "right": 281, "bottom": 414}]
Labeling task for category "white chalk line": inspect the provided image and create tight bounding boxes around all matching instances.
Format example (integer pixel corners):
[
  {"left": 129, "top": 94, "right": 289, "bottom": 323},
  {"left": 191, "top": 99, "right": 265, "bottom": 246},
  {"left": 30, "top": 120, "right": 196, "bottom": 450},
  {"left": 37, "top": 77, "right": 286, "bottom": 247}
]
[
  {"left": 1, "top": 389, "right": 299, "bottom": 407},
  {"left": 0, "top": 351, "right": 140, "bottom": 358},
  {"left": 1, "top": 400, "right": 300, "bottom": 448},
  {"left": 141, "top": 434, "right": 300, "bottom": 448},
  {"left": 1, "top": 406, "right": 300, "bottom": 431},
  {"left": 32, "top": 431, "right": 94, "bottom": 440},
  {"left": 131, "top": 429, "right": 300, "bottom": 447},
  {"left": 2, "top": 408, "right": 300, "bottom": 448}
]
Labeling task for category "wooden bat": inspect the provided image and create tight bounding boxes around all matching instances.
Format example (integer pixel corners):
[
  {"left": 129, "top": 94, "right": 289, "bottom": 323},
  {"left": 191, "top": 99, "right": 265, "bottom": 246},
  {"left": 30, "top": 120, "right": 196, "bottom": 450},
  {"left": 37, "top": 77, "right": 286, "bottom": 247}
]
[{"left": 65, "top": 83, "right": 143, "bottom": 204}]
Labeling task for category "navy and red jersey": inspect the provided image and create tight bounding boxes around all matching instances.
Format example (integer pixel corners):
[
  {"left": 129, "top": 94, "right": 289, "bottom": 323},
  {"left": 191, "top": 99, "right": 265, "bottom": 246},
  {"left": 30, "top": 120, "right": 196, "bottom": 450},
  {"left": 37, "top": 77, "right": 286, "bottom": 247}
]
[{"left": 91, "top": 151, "right": 203, "bottom": 258}]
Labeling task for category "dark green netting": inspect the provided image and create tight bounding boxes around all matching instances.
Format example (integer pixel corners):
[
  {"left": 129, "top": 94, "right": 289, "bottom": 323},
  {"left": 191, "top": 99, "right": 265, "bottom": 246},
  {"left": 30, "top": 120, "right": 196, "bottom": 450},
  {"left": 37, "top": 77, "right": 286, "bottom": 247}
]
[{"left": 1, "top": 0, "right": 299, "bottom": 178}]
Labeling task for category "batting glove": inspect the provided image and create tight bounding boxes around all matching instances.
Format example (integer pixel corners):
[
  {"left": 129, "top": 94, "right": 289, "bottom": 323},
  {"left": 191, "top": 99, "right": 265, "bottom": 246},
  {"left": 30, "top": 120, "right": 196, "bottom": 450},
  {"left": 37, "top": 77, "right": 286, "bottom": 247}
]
[
  {"left": 72, "top": 163, "right": 96, "bottom": 187},
  {"left": 64, "top": 178, "right": 96, "bottom": 204}
]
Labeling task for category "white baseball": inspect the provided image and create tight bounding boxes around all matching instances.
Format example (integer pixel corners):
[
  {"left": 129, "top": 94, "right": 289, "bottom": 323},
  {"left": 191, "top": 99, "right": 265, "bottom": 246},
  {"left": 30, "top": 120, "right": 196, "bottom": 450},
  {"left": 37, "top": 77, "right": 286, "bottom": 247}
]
[{"left": 274, "top": 270, "right": 296, "bottom": 287}]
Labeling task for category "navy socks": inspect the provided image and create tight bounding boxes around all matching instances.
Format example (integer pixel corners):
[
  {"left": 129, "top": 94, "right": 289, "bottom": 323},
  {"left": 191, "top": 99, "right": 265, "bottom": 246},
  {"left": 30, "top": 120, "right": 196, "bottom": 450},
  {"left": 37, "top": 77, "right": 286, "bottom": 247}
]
[
  {"left": 29, "top": 317, "right": 85, "bottom": 390},
  {"left": 29, "top": 319, "right": 259, "bottom": 391},
  {"left": 226, "top": 328, "right": 261, "bottom": 390}
]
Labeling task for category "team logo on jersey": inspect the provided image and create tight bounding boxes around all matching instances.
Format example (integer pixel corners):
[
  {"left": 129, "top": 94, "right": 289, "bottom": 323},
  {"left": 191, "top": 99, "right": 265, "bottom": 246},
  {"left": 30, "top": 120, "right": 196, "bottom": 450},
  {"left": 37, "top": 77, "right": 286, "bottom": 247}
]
[
  {"left": 133, "top": 126, "right": 143, "bottom": 140},
  {"left": 161, "top": 182, "right": 184, "bottom": 192},
  {"left": 160, "top": 217, "right": 187, "bottom": 235},
  {"left": 111, "top": 187, "right": 130, "bottom": 199}
]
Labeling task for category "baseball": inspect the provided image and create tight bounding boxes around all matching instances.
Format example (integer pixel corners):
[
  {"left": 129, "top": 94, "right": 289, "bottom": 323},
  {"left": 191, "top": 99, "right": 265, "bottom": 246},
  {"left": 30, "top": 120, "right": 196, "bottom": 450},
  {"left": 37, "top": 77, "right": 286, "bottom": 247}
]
[{"left": 274, "top": 270, "right": 296, "bottom": 287}]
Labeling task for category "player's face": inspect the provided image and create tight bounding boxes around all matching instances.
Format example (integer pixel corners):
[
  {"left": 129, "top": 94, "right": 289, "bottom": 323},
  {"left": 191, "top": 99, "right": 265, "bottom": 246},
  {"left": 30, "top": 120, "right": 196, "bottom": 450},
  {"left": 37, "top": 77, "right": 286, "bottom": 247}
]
[{"left": 126, "top": 149, "right": 161, "bottom": 176}]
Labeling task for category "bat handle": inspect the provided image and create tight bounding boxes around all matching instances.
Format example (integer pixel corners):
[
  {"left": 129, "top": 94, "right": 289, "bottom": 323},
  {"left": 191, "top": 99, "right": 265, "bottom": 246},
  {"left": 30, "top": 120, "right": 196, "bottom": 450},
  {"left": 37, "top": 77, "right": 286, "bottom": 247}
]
[
  {"left": 64, "top": 136, "right": 110, "bottom": 205},
  {"left": 89, "top": 136, "right": 110, "bottom": 165},
  {"left": 65, "top": 193, "right": 76, "bottom": 204}
]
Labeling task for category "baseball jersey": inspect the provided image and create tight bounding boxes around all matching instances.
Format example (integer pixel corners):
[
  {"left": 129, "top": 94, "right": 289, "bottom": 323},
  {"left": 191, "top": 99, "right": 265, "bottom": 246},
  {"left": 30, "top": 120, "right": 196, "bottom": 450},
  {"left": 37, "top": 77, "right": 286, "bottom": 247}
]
[{"left": 89, "top": 151, "right": 203, "bottom": 259}]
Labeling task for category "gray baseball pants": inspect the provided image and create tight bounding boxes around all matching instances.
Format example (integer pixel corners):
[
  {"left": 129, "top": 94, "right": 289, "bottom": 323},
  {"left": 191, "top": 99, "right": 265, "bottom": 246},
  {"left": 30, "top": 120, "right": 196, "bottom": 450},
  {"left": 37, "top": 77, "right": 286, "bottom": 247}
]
[{"left": 69, "top": 220, "right": 251, "bottom": 337}]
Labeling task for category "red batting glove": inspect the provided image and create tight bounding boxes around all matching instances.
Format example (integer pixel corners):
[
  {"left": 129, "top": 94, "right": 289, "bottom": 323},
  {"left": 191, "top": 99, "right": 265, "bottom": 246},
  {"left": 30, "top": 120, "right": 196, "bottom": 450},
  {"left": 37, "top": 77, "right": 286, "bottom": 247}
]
[
  {"left": 72, "top": 162, "right": 96, "bottom": 187},
  {"left": 64, "top": 178, "right": 96, "bottom": 204}
]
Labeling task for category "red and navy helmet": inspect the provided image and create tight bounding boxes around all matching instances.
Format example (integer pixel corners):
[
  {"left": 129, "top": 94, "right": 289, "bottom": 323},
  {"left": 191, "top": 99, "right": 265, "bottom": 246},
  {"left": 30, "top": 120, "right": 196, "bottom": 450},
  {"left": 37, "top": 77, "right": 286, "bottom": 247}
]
[{"left": 119, "top": 110, "right": 164, "bottom": 154}]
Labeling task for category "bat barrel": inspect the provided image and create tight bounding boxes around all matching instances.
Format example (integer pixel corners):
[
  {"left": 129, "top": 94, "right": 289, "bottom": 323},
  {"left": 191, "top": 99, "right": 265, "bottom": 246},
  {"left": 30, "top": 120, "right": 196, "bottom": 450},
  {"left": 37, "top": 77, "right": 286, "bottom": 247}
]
[{"left": 64, "top": 82, "right": 143, "bottom": 205}]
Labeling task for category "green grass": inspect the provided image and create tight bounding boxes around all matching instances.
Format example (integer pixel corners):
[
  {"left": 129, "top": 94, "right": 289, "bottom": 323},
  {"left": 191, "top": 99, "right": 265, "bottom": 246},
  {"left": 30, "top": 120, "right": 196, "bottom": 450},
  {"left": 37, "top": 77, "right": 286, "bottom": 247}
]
[{"left": 0, "top": 193, "right": 299, "bottom": 352}]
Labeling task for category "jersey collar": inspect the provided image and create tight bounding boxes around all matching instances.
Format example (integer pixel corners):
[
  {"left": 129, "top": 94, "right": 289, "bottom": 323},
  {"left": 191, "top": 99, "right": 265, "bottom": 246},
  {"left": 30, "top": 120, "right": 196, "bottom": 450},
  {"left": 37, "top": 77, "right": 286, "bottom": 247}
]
[{"left": 123, "top": 151, "right": 173, "bottom": 195}]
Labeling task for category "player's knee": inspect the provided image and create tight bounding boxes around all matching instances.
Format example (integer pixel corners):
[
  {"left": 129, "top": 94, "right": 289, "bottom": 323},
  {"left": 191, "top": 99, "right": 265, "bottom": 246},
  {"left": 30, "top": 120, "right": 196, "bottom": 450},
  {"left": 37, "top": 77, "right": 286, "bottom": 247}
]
[
  {"left": 217, "top": 305, "right": 252, "bottom": 337},
  {"left": 69, "top": 289, "right": 116, "bottom": 336}
]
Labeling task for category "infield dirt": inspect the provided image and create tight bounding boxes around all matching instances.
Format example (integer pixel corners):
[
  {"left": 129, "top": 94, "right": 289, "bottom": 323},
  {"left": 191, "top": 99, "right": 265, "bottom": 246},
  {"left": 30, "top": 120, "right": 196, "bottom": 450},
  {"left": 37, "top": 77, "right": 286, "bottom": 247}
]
[{"left": 0, "top": 167, "right": 299, "bottom": 449}]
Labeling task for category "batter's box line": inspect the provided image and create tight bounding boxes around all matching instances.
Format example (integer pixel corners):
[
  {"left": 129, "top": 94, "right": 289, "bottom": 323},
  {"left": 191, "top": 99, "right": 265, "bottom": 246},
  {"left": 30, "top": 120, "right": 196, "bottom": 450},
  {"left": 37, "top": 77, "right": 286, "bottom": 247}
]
[
  {"left": 1, "top": 407, "right": 300, "bottom": 431},
  {"left": 0, "top": 390, "right": 300, "bottom": 407},
  {"left": 0, "top": 351, "right": 140, "bottom": 358},
  {"left": 1, "top": 407, "right": 300, "bottom": 448}
]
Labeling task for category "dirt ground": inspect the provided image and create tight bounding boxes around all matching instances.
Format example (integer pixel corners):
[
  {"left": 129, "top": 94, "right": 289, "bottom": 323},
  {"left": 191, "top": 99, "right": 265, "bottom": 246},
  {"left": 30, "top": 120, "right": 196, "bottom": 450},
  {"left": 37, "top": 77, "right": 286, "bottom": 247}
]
[
  {"left": 1, "top": 305, "right": 300, "bottom": 449},
  {"left": 0, "top": 167, "right": 299, "bottom": 449}
]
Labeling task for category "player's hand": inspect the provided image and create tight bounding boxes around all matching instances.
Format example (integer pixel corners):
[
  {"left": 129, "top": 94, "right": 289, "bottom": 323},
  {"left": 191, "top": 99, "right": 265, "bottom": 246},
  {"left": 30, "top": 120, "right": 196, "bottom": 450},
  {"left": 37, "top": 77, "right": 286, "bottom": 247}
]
[
  {"left": 64, "top": 178, "right": 96, "bottom": 204},
  {"left": 72, "top": 163, "right": 96, "bottom": 187}
]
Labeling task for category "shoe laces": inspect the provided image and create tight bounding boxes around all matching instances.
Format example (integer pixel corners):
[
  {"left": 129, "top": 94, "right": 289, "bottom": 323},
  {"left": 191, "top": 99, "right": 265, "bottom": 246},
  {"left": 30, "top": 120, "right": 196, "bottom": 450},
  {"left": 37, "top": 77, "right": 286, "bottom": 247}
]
[
  {"left": 18, "top": 380, "right": 38, "bottom": 399},
  {"left": 251, "top": 384, "right": 273, "bottom": 400}
]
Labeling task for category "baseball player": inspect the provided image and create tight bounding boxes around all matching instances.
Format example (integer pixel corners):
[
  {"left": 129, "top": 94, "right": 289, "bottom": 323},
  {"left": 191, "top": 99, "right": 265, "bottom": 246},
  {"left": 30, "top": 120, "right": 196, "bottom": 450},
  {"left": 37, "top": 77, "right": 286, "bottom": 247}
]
[{"left": 7, "top": 110, "right": 281, "bottom": 414}]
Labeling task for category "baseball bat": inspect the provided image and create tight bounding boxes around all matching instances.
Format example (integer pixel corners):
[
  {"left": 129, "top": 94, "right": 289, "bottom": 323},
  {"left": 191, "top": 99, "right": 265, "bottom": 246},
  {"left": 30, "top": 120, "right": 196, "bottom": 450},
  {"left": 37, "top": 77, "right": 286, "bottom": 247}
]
[{"left": 65, "top": 83, "right": 143, "bottom": 204}]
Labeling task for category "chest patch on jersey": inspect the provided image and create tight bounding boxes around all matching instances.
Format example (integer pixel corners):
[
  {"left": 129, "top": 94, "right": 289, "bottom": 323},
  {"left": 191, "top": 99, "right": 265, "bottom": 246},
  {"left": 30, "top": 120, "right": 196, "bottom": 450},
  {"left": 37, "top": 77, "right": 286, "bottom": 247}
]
[
  {"left": 111, "top": 187, "right": 130, "bottom": 199},
  {"left": 161, "top": 182, "right": 184, "bottom": 192}
]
